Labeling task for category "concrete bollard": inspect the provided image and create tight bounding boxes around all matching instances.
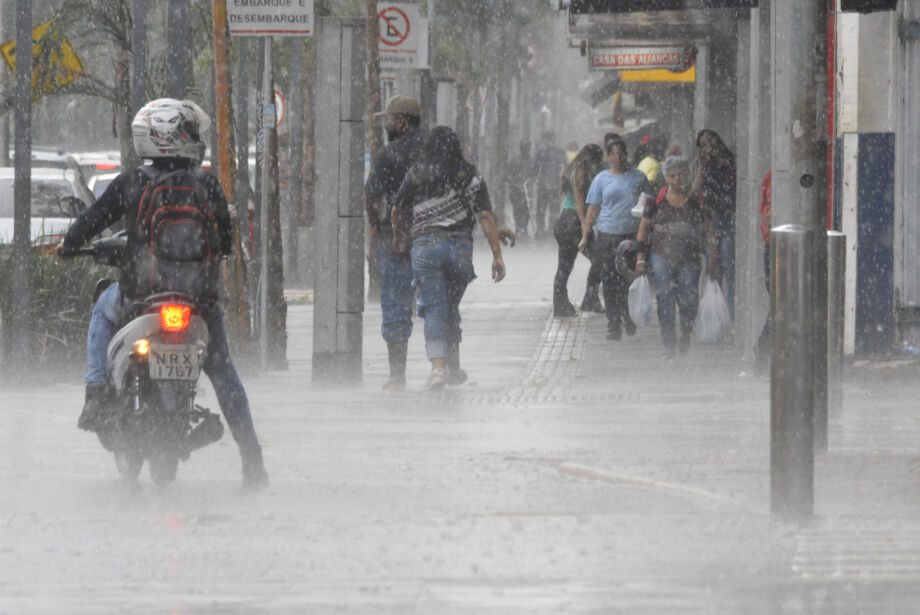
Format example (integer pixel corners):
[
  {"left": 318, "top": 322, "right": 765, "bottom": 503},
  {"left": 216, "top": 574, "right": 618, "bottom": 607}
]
[{"left": 770, "top": 224, "right": 814, "bottom": 523}]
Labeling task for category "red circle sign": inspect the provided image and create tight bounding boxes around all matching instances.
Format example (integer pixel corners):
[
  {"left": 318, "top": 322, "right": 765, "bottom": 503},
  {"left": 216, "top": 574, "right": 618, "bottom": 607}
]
[{"left": 378, "top": 7, "right": 410, "bottom": 47}]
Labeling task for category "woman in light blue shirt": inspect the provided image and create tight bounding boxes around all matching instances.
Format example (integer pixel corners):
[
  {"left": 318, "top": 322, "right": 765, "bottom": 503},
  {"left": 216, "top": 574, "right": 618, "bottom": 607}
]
[{"left": 579, "top": 134, "right": 652, "bottom": 340}]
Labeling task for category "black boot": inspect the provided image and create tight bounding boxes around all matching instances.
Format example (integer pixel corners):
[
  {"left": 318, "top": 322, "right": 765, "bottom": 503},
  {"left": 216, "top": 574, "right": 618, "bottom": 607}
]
[
  {"left": 580, "top": 288, "right": 604, "bottom": 314},
  {"left": 445, "top": 342, "right": 467, "bottom": 386},
  {"left": 77, "top": 383, "right": 111, "bottom": 432},
  {"left": 383, "top": 340, "right": 408, "bottom": 391},
  {"left": 241, "top": 444, "right": 269, "bottom": 490},
  {"left": 554, "top": 298, "right": 577, "bottom": 317}
]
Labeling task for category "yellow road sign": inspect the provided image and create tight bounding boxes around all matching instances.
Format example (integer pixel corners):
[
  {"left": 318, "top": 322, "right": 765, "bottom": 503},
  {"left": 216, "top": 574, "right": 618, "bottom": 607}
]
[{"left": 1, "top": 21, "right": 84, "bottom": 97}]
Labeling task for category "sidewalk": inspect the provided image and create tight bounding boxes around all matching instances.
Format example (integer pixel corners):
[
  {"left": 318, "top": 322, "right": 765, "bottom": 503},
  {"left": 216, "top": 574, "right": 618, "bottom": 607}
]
[
  {"left": 4, "top": 239, "right": 920, "bottom": 613},
  {"left": 265, "top": 239, "right": 920, "bottom": 610}
]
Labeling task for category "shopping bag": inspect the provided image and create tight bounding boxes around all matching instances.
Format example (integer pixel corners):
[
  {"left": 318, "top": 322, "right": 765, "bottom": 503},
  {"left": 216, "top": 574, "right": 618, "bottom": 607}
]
[
  {"left": 628, "top": 275, "right": 653, "bottom": 327},
  {"left": 697, "top": 278, "right": 730, "bottom": 343}
]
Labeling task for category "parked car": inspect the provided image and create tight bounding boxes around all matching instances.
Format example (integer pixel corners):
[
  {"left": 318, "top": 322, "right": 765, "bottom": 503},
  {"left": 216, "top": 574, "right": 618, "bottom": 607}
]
[
  {"left": 87, "top": 171, "right": 119, "bottom": 200},
  {"left": 0, "top": 167, "right": 89, "bottom": 247}
]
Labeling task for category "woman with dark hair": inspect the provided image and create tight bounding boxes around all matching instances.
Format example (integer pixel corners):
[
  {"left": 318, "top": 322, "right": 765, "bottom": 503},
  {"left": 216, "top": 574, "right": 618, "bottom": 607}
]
[
  {"left": 579, "top": 135, "right": 653, "bottom": 340},
  {"left": 552, "top": 143, "right": 605, "bottom": 317},
  {"left": 693, "top": 128, "right": 736, "bottom": 321},
  {"left": 392, "top": 126, "right": 507, "bottom": 390},
  {"left": 636, "top": 155, "right": 718, "bottom": 357}
]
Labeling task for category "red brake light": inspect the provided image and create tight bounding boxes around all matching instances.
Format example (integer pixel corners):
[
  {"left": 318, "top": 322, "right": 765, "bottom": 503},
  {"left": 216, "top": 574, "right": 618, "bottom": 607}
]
[
  {"left": 95, "top": 163, "right": 118, "bottom": 170},
  {"left": 160, "top": 304, "right": 191, "bottom": 332}
]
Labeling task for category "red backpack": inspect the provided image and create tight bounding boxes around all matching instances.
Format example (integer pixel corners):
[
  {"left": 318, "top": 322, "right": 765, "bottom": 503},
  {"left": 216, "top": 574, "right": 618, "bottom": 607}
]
[{"left": 134, "top": 167, "right": 222, "bottom": 302}]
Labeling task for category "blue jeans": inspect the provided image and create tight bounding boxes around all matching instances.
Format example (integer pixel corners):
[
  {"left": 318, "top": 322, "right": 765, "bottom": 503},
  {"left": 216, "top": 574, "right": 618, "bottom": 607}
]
[
  {"left": 650, "top": 254, "right": 702, "bottom": 350},
  {"left": 410, "top": 236, "right": 475, "bottom": 360},
  {"left": 713, "top": 215, "right": 735, "bottom": 321},
  {"left": 378, "top": 238, "right": 414, "bottom": 343},
  {"left": 85, "top": 282, "right": 260, "bottom": 450}
]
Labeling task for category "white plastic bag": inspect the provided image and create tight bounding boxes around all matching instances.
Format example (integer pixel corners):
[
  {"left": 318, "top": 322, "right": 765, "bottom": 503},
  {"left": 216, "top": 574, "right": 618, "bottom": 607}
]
[
  {"left": 628, "top": 275, "right": 653, "bottom": 327},
  {"left": 697, "top": 278, "right": 730, "bottom": 343}
]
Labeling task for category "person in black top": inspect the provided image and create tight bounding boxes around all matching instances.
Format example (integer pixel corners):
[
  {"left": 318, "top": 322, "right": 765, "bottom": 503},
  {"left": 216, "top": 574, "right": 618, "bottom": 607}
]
[
  {"left": 59, "top": 99, "right": 267, "bottom": 488},
  {"left": 506, "top": 139, "right": 534, "bottom": 238},
  {"left": 532, "top": 131, "right": 568, "bottom": 240},
  {"left": 365, "top": 96, "right": 427, "bottom": 391},
  {"left": 391, "top": 126, "right": 507, "bottom": 390},
  {"left": 636, "top": 155, "right": 718, "bottom": 357},
  {"left": 693, "top": 128, "right": 736, "bottom": 321}
]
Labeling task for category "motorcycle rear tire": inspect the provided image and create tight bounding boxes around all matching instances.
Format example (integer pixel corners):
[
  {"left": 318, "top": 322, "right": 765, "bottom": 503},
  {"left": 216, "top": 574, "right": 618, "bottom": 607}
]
[
  {"left": 113, "top": 448, "right": 143, "bottom": 481},
  {"left": 149, "top": 452, "right": 179, "bottom": 486}
]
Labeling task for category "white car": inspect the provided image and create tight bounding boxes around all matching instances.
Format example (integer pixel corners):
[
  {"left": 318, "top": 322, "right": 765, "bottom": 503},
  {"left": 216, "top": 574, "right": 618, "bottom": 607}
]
[{"left": 0, "top": 167, "right": 88, "bottom": 246}]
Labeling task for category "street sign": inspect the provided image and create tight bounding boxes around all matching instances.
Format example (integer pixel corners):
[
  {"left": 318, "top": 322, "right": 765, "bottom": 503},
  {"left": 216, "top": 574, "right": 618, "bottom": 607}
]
[
  {"left": 378, "top": 2, "right": 428, "bottom": 71},
  {"left": 273, "top": 89, "right": 285, "bottom": 128},
  {"left": 0, "top": 21, "right": 84, "bottom": 96},
  {"left": 589, "top": 46, "right": 695, "bottom": 71},
  {"left": 226, "top": 0, "right": 314, "bottom": 37}
]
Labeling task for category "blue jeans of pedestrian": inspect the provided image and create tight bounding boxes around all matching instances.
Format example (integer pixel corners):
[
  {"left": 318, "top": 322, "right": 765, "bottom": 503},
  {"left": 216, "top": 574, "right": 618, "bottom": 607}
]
[
  {"left": 410, "top": 236, "right": 475, "bottom": 360},
  {"left": 650, "top": 253, "right": 702, "bottom": 350},
  {"left": 378, "top": 238, "right": 414, "bottom": 343},
  {"left": 713, "top": 215, "right": 735, "bottom": 321},
  {"left": 85, "top": 282, "right": 260, "bottom": 450}
]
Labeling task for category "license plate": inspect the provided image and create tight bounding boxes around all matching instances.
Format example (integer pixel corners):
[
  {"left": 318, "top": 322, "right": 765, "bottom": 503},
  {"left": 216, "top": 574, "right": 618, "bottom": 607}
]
[{"left": 149, "top": 344, "right": 199, "bottom": 381}]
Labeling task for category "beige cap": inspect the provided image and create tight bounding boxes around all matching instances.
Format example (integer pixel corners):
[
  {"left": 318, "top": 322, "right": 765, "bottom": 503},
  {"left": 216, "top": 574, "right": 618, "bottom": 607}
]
[{"left": 374, "top": 95, "right": 421, "bottom": 118}]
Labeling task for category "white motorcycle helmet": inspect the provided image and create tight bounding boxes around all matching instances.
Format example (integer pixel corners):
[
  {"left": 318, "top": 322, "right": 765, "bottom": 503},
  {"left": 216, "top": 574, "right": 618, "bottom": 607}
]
[{"left": 131, "top": 98, "right": 211, "bottom": 163}]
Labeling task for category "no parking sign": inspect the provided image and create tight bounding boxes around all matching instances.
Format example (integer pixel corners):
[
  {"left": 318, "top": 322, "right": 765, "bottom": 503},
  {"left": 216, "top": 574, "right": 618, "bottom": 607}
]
[{"left": 377, "top": 2, "right": 428, "bottom": 71}]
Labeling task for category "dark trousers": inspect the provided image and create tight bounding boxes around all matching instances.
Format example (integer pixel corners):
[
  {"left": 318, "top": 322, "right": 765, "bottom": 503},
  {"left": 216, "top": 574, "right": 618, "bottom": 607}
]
[
  {"left": 552, "top": 209, "right": 602, "bottom": 308},
  {"left": 509, "top": 188, "right": 530, "bottom": 236},
  {"left": 596, "top": 231, "right": 636, "bottom": 332},
  {"left": 535, "top": 187, "right": 555, "bottom": 237}
]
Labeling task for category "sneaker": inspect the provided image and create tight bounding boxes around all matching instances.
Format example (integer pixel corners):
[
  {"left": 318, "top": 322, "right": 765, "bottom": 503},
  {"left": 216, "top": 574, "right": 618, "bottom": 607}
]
[
  {"left": 423, "top": 368, "right": 446, "bottom": 391},
  {"left": 606, "top": 324, "right": 622, "bottom": 341},
  {"left": 446, "top": 367, "right": 468, "bottom": 386},
  {"left": 382, "top": 377, "right": 406, "bottom": 392},
  {"left": 554, "top": 301, "right": 577, "bottom": 318}
]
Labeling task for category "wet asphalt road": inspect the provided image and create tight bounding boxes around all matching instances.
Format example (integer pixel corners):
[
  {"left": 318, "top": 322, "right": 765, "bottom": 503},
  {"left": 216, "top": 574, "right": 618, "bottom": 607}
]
[{"left": 3, "top": 242, "right": 920, "bottom": 613}]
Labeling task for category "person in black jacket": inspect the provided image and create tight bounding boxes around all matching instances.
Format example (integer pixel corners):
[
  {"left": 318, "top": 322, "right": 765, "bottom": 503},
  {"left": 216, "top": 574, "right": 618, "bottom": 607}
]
[{"left": 60, "top": 99, "right": 267, "bottom": 488}]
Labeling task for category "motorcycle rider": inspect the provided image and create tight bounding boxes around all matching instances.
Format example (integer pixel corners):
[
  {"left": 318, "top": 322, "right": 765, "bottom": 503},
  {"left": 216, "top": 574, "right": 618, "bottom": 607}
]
[{"left": 59, "top": 99, "right": 268, "bottom": 488}]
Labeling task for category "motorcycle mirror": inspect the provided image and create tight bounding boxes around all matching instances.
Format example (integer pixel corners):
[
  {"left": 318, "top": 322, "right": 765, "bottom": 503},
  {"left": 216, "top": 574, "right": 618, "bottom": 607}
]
[{"left": 60, "top": 196, "right": 87, "bottom": 217}]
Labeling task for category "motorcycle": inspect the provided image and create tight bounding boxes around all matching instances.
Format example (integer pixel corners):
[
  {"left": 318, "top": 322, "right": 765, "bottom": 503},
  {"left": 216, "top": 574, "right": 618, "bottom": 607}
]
[{"left": 65, "top": 233, "right": 223, "bottom": 484}]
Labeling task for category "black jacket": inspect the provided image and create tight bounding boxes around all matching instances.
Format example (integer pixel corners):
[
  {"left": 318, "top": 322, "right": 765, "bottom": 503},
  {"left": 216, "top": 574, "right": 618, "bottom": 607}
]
[{"left": 64, "top": 159, "right": 234, "bottom": 301}]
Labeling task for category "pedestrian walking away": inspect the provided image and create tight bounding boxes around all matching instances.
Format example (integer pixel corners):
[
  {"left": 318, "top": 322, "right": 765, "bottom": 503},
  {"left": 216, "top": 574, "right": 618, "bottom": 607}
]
[
  {"left": 552, "top": 143, "right": 604, "bottom": 317},
  {"left": 636, "top": 155, "right": 719, "bottom": 357},
  {"left": 365, "top": 95, "right": 427, "bottom": 392},
  {"left": 506, "top": 139, "right": 535, "bottom": 241},
  {"left": 391, "top": 126, "right": 507, "bottom": 391},
  {"left": 532, "top": 131, "right": 568, "bottom": 240},
  {"left": 58, "top": 98, "right": 268, "bottom": 488},
  {"left": 693, "top": 128, "right": 736, "bottom": 322},
  {"left": 580, "top": 134, "right": 653, "bottom": 340}
]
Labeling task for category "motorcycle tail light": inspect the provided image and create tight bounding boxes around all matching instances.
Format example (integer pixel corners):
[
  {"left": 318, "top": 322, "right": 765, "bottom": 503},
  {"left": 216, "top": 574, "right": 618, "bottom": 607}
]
[{"left": 160, "top": 304, "right": 191, "bottom": 332}]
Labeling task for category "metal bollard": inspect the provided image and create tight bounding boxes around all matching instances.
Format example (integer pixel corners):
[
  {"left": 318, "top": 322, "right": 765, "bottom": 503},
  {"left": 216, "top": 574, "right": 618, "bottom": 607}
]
[
  {"left": 827, "top": 231, "right": 846, "bottom": 420},
  {"left": 770, "top": 225, "right": 814, "bottom": 522}
]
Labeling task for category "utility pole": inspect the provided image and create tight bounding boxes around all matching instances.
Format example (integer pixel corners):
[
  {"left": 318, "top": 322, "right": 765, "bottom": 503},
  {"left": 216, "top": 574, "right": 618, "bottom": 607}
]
[
  {"left": 259, "top": 40, "right": 287, "bottom": 370},
  {"left": 9, "top": 0, "right": 31, "bottom": 377},
  {"left": 769, "top": 0, "right": 829, "bottom": 524},
  {"left": 288, "top": 36, "right": 306, "bottom": 286},
  {"left": 212, "top": 0, "right": 251, "bottom": 356},
  {"left": 365, "top": 0, "right": 382, "bottom": 301},
  {"left": 166, "top": 0, "right": 191, "bottom": 98},
  {"left": 127, "top": 0, "right": 147, "bottom": 170}
]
